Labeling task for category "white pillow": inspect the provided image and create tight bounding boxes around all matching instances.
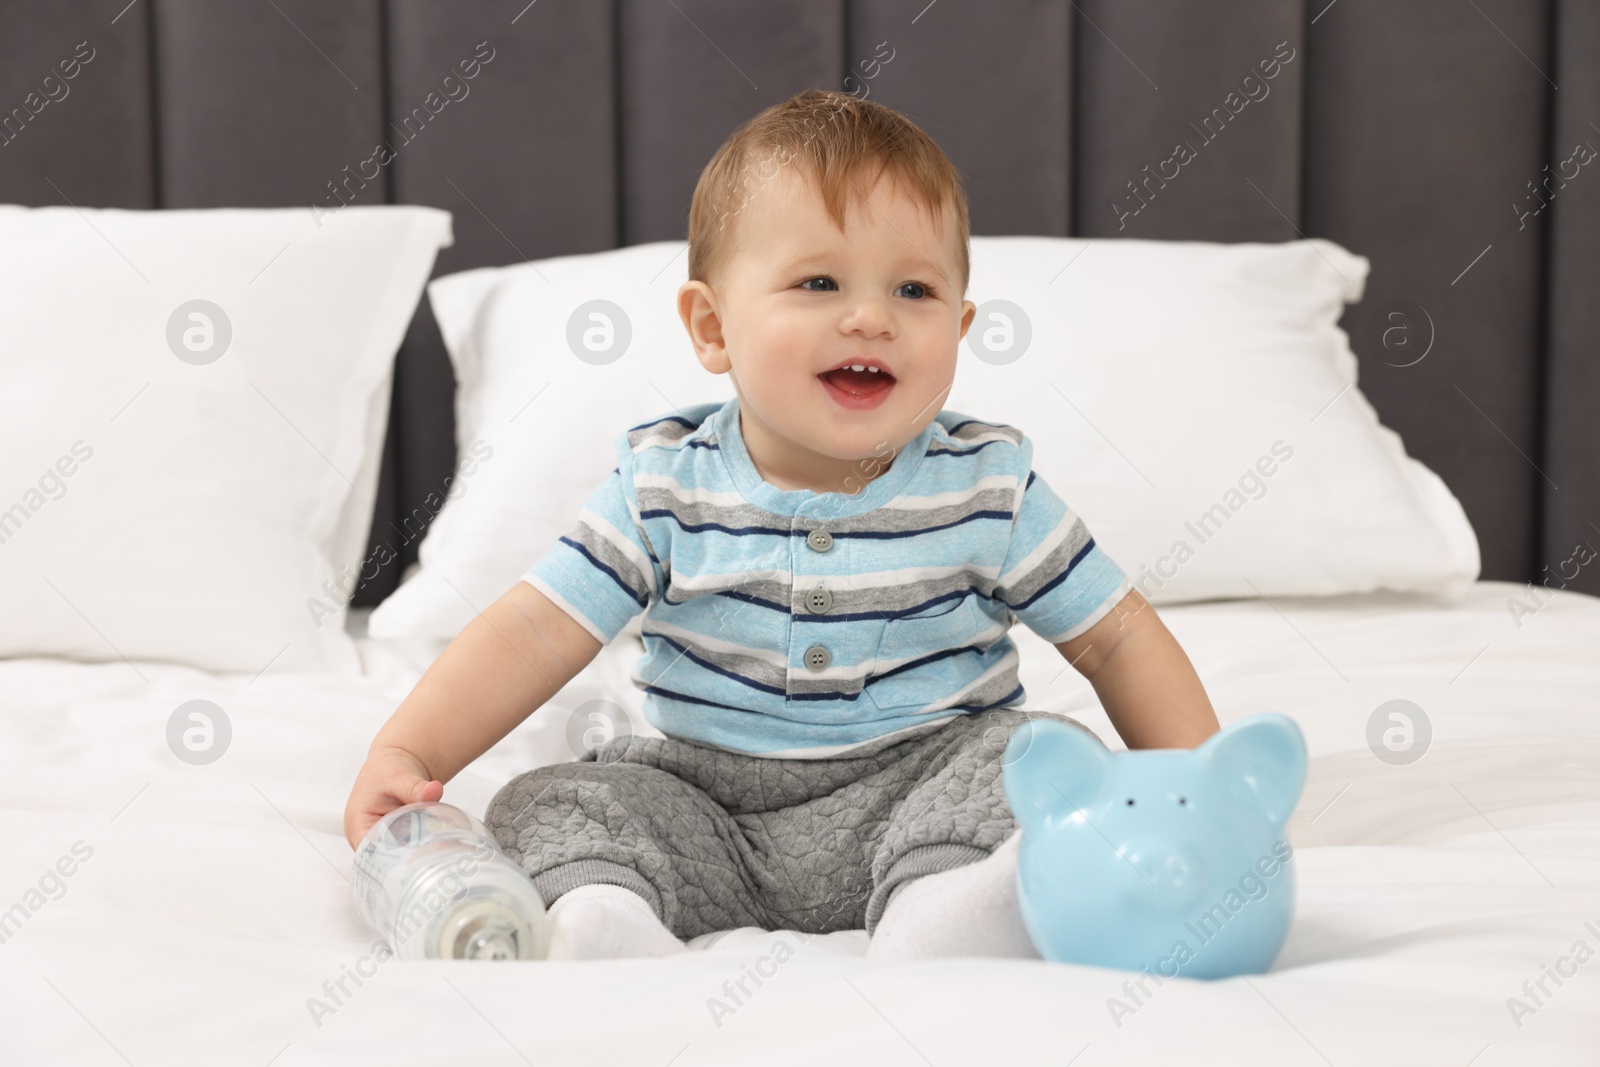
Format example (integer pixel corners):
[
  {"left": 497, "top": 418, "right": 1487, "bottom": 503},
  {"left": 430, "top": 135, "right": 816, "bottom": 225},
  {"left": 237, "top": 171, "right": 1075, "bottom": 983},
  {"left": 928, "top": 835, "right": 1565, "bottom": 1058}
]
[
  {"left": 370, "top": 235, "right": 1478, "bottom": 641},
  {"left": 369, "top": 241, "right": 733, "bottom": 640},
  {"left": 0, "top": 204, "right": 453, "bottom": 674},
  {"left": 953, "top": 236, "right": 1480, "bottom": 604}
]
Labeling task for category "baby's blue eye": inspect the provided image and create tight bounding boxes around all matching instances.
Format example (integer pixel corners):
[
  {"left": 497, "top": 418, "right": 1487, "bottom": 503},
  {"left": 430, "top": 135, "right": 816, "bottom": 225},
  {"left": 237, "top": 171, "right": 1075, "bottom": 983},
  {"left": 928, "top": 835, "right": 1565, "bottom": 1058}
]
[{"left": 798, "top": 276, "right": 935, "bottom": 299}]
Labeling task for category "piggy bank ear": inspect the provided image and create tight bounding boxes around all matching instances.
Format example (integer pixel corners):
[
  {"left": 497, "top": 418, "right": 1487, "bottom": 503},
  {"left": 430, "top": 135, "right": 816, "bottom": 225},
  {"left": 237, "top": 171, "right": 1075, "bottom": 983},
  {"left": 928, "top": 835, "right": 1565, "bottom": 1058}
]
[
  {"left": 1197, "top": 713, "right": 1308, "bottom": 828},
  {"left": 1001, "top": 717, "right": 1111, "bottom": 829}
]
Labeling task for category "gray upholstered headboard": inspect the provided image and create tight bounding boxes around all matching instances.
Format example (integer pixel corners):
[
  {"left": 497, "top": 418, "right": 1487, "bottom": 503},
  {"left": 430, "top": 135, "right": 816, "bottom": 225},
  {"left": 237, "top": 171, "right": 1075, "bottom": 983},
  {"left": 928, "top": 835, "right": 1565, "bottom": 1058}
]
[{"left": 4, "top": 0, "right": 1596, "bottom": 601}]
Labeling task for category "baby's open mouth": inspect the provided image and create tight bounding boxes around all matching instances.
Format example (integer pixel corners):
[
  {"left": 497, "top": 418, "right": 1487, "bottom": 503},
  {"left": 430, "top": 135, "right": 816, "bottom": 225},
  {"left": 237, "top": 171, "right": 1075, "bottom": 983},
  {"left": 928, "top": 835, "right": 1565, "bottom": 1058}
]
[{"left": 818, "top": 363, "right": 897, "bottom": 408}]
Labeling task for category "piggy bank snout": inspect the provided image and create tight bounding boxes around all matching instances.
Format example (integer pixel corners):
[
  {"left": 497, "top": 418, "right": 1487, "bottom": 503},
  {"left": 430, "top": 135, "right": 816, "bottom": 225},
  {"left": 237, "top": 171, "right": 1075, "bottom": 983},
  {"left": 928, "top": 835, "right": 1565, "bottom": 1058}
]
[{"left": 1123, "top": 841, "right": 1208, "bottom": 906}]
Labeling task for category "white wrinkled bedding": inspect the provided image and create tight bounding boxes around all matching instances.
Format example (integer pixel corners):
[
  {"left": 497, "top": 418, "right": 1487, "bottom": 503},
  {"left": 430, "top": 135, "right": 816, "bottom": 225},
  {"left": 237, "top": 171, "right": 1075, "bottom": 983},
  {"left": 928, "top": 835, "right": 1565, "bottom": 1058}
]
[{"left": 1, "top": 580, "right": 1596, "bottom": 1065}]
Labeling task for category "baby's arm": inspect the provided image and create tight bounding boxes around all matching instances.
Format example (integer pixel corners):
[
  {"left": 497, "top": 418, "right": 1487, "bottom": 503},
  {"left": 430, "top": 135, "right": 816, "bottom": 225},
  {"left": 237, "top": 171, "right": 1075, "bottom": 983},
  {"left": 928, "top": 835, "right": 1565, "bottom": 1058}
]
[
  {"left": 342, "top": 581, "right": 601, "bottom": 848},
  {"left": 1055, "top": 589, "right": 1220, "bottom": 750}
]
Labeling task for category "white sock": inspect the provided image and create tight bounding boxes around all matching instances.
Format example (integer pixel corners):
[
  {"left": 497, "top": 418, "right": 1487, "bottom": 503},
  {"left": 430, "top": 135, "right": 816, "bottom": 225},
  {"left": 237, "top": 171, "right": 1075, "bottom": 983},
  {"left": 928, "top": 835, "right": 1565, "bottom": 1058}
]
[
  {"left": 544, "top": 884, "right": 689, "bottom": 960},
  {"left": 865, "top": 830, "right": 1040, "bottom": 961}
]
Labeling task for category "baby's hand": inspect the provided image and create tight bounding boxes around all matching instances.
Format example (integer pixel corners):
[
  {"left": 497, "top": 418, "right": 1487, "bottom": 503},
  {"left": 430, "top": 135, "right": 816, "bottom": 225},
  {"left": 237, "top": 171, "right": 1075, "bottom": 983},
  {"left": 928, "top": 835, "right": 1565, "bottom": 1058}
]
[{"left": 343, "top": 745, "right": 445, "bottom": 850}]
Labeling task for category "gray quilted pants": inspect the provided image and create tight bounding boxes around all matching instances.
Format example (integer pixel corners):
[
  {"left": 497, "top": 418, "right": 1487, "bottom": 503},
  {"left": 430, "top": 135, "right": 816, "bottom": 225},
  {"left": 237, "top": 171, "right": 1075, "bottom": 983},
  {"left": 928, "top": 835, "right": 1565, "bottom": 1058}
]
[{"left": 483, "top": 708, "right": 1095, "bottom": 939}]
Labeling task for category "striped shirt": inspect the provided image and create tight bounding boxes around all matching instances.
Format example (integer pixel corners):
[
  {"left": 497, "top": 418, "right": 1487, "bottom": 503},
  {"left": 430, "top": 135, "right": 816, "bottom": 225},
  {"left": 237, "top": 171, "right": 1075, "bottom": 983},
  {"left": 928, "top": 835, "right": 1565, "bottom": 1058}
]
[{"left": 524, "top": 398, "right": 1133, "bottom": 758}]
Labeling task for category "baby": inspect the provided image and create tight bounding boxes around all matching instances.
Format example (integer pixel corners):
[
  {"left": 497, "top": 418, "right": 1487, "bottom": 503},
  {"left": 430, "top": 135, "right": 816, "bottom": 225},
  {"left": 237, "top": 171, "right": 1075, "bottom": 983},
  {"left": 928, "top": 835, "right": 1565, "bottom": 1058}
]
[{"left": 344, "top": 88, "right": 1220, "bottom": 960}]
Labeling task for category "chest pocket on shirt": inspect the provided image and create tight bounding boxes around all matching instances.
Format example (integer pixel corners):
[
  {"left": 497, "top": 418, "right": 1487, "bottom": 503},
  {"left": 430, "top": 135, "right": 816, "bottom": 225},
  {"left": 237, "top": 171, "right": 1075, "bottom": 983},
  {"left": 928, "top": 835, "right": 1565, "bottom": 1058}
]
[{"left": 866, "top": 596, "right": 993, "bottom": 713}]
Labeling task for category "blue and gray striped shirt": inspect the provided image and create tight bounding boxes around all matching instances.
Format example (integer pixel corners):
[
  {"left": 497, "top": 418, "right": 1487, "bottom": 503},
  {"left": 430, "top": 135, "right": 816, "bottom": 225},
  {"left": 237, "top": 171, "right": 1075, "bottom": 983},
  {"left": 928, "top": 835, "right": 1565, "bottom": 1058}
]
[{"left": 524, "top": 398, "right": 1133, "bottom": 758}]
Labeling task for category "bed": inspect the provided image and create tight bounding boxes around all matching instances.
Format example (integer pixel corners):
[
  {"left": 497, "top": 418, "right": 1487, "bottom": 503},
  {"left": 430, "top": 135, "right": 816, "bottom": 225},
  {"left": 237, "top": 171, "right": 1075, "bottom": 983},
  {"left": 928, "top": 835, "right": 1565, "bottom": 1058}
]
[
  {"left": 4, "top": 2, "right": 1598, "bottom": 1064},
  {"left": 3, "top": 584, "right": 1597, "bottom": 1064}
]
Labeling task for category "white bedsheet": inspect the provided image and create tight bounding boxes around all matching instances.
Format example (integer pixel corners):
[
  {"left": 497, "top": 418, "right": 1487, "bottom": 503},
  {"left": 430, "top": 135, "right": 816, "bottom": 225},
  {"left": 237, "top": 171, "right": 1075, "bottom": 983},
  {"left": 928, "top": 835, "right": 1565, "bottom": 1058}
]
[{"left": 1, "top": 580, "right": 1596, "bottom": 1065}]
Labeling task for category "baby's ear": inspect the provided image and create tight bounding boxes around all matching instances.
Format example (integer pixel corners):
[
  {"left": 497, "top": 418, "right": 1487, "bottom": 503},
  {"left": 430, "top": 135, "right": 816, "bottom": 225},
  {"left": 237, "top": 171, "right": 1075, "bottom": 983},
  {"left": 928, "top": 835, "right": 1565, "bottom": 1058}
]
[
  {"left": 957, "top": 299, "right": 978, "bottom": 342},
  {"left": 1196, "top": 713, "right": 1307, "bottom": 829},
  {"left": 1002, "top": 718, "right": 1110, "bottom": 829},
  {"left": 677, "top": 281, "right": 731, "bottom": 374}
]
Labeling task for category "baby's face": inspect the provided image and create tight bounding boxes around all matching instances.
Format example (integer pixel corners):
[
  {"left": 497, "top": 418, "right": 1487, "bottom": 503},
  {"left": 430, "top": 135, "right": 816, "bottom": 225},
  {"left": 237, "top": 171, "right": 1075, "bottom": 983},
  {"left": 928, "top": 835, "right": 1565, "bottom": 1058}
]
[{"left": 681, "top": 165, "right": 976, "bottom": 479}]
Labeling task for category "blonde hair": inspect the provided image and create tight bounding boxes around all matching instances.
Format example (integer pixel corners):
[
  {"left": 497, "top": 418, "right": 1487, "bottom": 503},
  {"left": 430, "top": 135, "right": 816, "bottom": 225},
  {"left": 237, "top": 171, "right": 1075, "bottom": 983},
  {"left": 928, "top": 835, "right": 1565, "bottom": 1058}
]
[{"left": 686, "top": 88, "right": 970, "bottom": 294}]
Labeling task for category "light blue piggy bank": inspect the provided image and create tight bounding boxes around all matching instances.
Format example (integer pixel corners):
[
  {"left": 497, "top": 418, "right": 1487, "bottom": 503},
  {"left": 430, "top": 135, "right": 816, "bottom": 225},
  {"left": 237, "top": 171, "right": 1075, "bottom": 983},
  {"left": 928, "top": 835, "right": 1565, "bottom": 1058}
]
[{"left": 1001, "top": 713, "right": 1307, "bottom": 980}]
